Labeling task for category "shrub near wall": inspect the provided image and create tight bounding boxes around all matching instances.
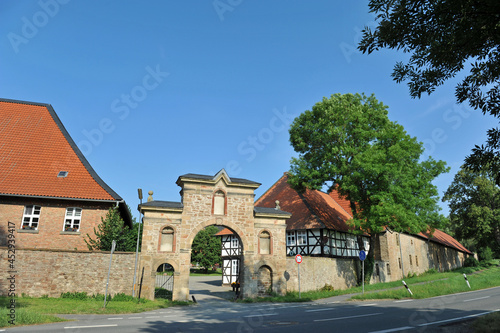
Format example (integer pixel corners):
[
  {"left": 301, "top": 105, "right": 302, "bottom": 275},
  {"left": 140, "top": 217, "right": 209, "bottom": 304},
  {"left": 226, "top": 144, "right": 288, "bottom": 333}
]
[{"left": 0, "top": 248, "right": 136, "bottom": 297}]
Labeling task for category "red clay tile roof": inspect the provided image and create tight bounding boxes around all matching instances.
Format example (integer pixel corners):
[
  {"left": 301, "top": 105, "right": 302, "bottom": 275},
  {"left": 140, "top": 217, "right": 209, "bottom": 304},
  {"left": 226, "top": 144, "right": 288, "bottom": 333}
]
[
  {"left": 255, "top": 173, "right": 355, "bottom": 232},
  {"left": 0, "top": 99, "right": 122, "bottom": 201},
  {"left": 256, "top": 173, "right": 472, "bottom": 254},
  {"left": 214, "top": 228, "right": 234, "bottom": 236},
  {"left": 417, "top": 229, "right": 472, "bottom": 254}
]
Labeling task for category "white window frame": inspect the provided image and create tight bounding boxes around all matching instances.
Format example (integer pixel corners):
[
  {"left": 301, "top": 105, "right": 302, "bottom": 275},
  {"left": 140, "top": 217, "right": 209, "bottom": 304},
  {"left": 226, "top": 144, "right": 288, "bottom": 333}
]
[
  {"left": 286, "top": 232, "right": 296, "bottom": 246},
  {"left": 64, "top": 207, "right": 82, "bottom": 232},
  {"left": 231, "top": 236, "right": 239, "bottom": 248},
  {"left": 22, "top": 205, "right": 41, "bottom": 230},
  {"left": 297, "top": 231, "right": 307, "bottom": 246}
]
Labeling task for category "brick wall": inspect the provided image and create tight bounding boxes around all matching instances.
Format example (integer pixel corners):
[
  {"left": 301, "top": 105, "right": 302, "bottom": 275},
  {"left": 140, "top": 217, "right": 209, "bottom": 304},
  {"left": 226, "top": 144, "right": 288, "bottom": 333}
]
[
  {"left": 0, "top": 248, "right": 136, "bottom": 297},
  {"left": 0, "top": 198, "right": 116, "bottom": 251}
]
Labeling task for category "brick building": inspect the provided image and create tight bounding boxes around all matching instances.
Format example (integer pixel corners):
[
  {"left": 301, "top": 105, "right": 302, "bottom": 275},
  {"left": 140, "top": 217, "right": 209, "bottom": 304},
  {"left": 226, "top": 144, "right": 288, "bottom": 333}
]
[{"left": 0, "top": 98, "right": 132, "bottom": 251}]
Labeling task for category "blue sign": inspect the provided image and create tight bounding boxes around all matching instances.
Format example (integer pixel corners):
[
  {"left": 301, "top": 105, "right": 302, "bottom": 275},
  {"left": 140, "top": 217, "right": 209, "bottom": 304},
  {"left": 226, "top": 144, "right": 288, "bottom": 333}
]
[{"left": 359, "top": 250, "right": 366, "bottom": 261}]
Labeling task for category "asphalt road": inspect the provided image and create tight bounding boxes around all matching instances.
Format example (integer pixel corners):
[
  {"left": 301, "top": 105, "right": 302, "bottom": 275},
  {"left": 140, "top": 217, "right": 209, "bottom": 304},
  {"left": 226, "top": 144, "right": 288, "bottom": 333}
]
[{"left": 2, "top": 278, "right": 499, "bottom": 333}]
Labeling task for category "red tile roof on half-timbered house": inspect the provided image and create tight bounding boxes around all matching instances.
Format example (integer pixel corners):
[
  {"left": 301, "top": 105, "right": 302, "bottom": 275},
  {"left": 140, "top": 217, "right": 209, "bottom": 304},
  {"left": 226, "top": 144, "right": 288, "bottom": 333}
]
[
  {"left": 256, "top": 173, "right": 472, "bottom": 254},
  {"left": 0, "top": 98, "right": 122, "bottom": 201}
]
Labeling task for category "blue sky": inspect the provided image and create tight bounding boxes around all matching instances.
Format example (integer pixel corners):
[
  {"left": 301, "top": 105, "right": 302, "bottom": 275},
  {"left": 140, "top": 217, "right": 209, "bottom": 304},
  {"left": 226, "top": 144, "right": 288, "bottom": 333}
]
[{"left": 1, "top": 1, "right": 495, "bottom": 218}]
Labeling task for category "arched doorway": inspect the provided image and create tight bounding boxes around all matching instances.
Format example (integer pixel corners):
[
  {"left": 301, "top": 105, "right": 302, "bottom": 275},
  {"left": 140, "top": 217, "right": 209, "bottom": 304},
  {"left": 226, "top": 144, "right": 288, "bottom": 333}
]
[
  {"left": 155, "top": 263, "right": 174, "bottom": 299},
  {"left": 257, "top": 265, "right": 273, "bottom": 296},
  {"left": 189, "top": 225, "right": 243, "bottom": 300}
]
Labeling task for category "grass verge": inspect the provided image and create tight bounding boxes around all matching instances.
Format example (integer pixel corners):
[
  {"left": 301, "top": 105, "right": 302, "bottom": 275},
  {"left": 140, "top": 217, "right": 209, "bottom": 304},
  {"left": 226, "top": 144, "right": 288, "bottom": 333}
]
[
  {"left": 241, "top": 260, "right": 500, "bottom": 303},
  {"left": 0, "top": 294, "right": 190, "bottom": 328}
]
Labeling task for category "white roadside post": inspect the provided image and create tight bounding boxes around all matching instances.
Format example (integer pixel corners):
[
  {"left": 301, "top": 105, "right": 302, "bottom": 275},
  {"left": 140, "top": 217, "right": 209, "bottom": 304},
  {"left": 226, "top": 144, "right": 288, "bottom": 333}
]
[
  {"left": 295, "top": 254, "right": 302, "bottom": 299},
  {"left": 104, "top": 240, "right": 116, "bottom": 308},
  {"left": 359, "top": 250, "right": 366, "bottom": 294},
  {"left": 464, "top": 273, "right": 471, "bottom": 289}
]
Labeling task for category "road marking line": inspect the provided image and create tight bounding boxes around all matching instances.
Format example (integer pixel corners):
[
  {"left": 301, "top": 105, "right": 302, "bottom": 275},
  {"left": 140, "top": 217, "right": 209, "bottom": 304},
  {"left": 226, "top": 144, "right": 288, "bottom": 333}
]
[
  {"left": 244, "top": 313, "right": 278, "bottom": 318},
  {"left": 419, "top": 309, "right": 500, "bottom": 327},
  {"left": 369, "top": 326, "right": 414, "bottom": 333},
  {"left": 64, "top": 324, "right": 118, "bottom": 329},
  {"left": 357, "top": 303, "right": 377, "bottom": 307},
  {"left": 394, "top": 299, "right": 413, "bottom": 303},
  {"left": 108, "top": 317, "right": 123, "bottom": 320},
  {"left": 306, "top": 308, "right": 335, "bottom": 312},
  {"left": 464, "top": 296, "right": 490, "bottom": 302},
  {"left": 146, "top": 316, "right": 161, "bottom": 318},
  {"left": 314, "top": 312, "right": 383, "bottom": 322}
]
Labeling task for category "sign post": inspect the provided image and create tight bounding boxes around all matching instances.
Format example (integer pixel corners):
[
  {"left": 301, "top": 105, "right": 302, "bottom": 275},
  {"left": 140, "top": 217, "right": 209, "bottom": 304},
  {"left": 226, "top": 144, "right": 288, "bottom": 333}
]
[
  {"left": 295, "top": 254, "right": 302, "bottom": 299},
  {"left": 104, "top": 240, "right": 116, "bottom": 308},
  {"left": 359, "top": 250, "right": 366, "bottom": 295}
]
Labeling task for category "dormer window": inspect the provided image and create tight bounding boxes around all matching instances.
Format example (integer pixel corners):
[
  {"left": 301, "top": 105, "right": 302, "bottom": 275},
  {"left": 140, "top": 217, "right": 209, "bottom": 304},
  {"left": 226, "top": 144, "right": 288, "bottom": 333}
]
[
  {"left": 213, "top": 190, "right": 225, "bottom": 215},
  {"left": 57, "top": 171, "right": 68, "bottom": 178}
]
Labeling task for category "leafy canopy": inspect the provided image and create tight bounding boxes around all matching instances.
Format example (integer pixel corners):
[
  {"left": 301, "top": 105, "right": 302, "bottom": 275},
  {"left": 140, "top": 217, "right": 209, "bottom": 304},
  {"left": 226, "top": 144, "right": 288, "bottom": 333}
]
[
  {"left": 289, "top": 93, "right": 448, "bottom": 234},
  {"left": 191, "top": 225, "right": 222, "bottom": 273},
  {"left": 85, "top": 207, "right": 139, "bottom": 252},
  {"left": 358, "top": 0, "right": 500, "bottom": 183},
  {"left": 443, "top": 165, "right": 500, "bottom": 257}
]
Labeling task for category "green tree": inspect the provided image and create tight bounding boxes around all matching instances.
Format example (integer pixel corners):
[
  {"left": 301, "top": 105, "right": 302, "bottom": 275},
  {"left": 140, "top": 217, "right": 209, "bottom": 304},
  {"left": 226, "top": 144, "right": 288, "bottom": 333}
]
[
  {"left": 85, "top": 207, "right": 138, "bottom": 252},
  {"left": 289, "top": 93, "right": 448, "bottom": 280},
  {"left": 191, "top": 226, "right": 222, "bottom": 273},
  {"left": 358, "top": 0, "right": 500, "bottom": 183},
  {"left": 442, "top": 165, "right": 500, "bottom": 258}
]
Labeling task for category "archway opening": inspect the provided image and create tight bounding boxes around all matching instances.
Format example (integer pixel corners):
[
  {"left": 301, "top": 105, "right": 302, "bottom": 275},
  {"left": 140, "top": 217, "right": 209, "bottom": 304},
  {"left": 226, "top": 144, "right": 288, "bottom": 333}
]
[
  {"left": 189, "top": 225, "right": 243, "bottom": 301},
  {"left": 257, "top": 265, "right": 273, "bottom": 296},
  {"left": 155, "top": 263, "right": 174, "bottom": 300}
]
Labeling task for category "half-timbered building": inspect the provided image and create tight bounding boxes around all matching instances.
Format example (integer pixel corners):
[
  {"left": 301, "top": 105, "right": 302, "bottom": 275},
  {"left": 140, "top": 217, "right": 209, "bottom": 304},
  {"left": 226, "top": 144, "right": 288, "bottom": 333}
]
[
  {"left": 214, "top": 228, "right": 242, "bottom": 285},
  {"left": 256, "top": 173, "right": 370, "bottom": 259}
]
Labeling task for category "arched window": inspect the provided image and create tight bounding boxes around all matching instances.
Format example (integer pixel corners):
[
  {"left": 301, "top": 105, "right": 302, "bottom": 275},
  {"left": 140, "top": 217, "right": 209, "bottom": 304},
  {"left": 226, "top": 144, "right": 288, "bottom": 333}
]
[
  {"left": 259, "top": 231, "right": 271, "bottom": 254},
  {"left": 213, "top": 190, "right": 225, "bottom": 215},
  {"left": 160, "top": 227, "right": 174, "bottom": 252}
]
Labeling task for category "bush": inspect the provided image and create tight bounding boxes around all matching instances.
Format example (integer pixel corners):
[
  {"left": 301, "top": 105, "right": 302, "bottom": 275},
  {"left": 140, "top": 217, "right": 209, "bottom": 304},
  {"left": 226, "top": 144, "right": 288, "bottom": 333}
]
[
  {"left": 478, "top": 247, "right": 494, "bottom": 262},
  {"left": 464, "top": 257, "right": 479, "bottom": 267},
  {"left": 111, "top": 293, "right": 135, "bottom": 302},
  {"left": 60, "top": 292, "right": 89, "bottom": 300},
  {"left": 320, "top": 284, "right": 335, "bottom": 292},
  {"left": 424, "top": 268, "right": 438, "bottom": 275}
]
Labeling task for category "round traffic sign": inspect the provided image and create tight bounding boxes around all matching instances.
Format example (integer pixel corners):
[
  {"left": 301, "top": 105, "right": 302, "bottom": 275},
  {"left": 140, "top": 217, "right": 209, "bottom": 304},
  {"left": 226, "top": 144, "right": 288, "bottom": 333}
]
[
  {"left": 359, "top": 250, "right": 366, "bottom": 261},
  {"left": 295, "top": 254, "right": 303, "bottom": 264}
]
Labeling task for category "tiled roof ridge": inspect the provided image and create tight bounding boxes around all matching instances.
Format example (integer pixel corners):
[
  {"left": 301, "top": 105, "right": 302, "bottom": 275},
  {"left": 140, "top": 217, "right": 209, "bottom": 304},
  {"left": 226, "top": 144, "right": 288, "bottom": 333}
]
[
  {"left": 0, "top": 98, "right": 122, "bottom": 201},
  {"left": 255, "top": 172, "right": 288, "bottom": 205}
]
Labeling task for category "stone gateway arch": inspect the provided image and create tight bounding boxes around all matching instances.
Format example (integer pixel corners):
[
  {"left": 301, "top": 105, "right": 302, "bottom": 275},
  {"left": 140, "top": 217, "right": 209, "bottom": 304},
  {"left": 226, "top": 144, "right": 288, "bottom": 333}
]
[{"left": 138, "top": 170, "right": 290, "bottom": 301}]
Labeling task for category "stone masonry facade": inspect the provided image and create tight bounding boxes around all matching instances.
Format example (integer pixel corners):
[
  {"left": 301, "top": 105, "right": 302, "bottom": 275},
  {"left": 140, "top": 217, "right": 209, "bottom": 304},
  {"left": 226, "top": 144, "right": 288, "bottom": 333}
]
[
  {"left": 138, "top": 171, "right": 290, "bottom": 301},
  {"left": 0, "top": 248, "right": 135, "bottom": 297}
]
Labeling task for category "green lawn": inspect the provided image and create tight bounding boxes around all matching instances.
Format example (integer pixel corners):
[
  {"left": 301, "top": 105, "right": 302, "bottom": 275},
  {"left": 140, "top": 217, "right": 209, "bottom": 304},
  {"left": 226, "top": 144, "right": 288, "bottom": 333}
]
[
  {"left": 0, "top": 294, "right": 189, "bottom": 328},
  {"left": 241, "top": 260, "right": 500, "bottom": 303}
]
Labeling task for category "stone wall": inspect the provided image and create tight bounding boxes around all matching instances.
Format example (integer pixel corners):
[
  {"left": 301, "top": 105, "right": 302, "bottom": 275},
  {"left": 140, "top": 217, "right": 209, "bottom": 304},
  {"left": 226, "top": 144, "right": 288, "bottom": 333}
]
[
  {"left": 371, "top": 232, "right": 468, "bottom": 284},
  {"left": 0, "top": 247, "right": 136, "bottom": 297},
  {"left": 285, "top": 257, "right": 358, "bottom": 292}
]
